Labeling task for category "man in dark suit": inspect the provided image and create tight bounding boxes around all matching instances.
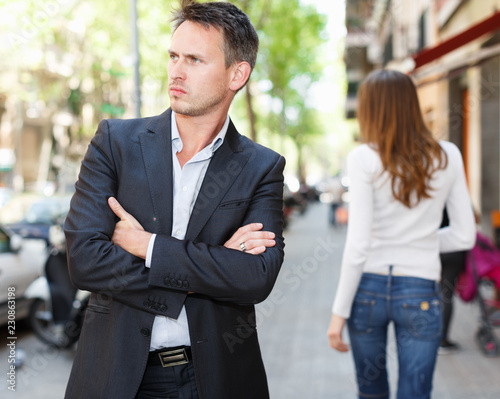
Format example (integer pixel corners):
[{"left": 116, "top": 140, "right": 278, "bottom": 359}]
[{"left": 63, "top": 1, "right": 285, "bottom": 398}]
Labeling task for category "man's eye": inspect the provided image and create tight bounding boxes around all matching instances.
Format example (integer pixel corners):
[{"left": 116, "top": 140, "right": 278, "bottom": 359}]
[
  {"left": 192, "top": 58, "right": 201, "bottom": 64},
  {"left": 170, "top": 54, "right": 178, "bottom": 61}
]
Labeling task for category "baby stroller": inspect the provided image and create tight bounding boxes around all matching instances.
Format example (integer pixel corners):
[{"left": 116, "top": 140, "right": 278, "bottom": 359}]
[{"left": 456, "top": 232, "right": 500, "bottom": 357}]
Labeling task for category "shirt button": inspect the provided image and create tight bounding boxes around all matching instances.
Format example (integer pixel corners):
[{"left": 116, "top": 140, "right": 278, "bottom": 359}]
[
  {"left": 182, "top": 186, "right": 187, "bottom": 192},
  {"left": 176, "top": 229, "right": 182, "bottom": 236}
]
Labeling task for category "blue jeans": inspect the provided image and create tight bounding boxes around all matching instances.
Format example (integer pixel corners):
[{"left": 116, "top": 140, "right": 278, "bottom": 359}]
[{"left": 347, "top": 270, "right": 442, "bottom": 399}]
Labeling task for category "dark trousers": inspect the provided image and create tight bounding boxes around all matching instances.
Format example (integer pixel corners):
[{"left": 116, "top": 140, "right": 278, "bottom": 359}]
[
  {"left": 329, "top": 202, "right": 340, "bottom": 226},
  {"left": 440, "top": 251, "right": 467, "bottom": 342},
  {"left": 136, "top": 359, "right": 199, "bottom": 399}
]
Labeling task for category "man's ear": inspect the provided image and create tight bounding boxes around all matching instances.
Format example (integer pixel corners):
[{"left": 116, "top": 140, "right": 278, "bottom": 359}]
[{"left": 229, "top": 61, "right": 252, "bottom": 92}]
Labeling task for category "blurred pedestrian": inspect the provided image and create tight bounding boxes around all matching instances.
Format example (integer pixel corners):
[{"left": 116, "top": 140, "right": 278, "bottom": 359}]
[
  {"left": 328, "top": 175, "right": 345, "bottom": 227},
  {"left": 327, "top": 69, "right": 476, "bottom": 399},
  {"left": 64, "top": 1, "right": 285, "bottom": 398},
  {"left": 439, "top": 208, "right": 467, "bottom": 354}
]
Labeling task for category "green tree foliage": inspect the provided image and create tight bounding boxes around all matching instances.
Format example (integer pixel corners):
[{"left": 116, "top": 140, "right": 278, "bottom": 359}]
[
  {"left": 236, "top": 0, "right": 327, "bottom": 181},
  {"left": 1, "top": 0, "right": 132, "bottom": 132}
]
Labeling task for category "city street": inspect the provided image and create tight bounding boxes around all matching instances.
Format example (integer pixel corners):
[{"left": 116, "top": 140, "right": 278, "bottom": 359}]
[
  {"left": 2, "top": 0, "right": 500, "bottom": 397},
  {"left": 2, "top": 202, "right": 500, "bottom": 398}
]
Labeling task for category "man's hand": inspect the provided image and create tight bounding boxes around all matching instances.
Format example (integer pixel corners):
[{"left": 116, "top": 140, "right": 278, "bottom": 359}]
[
  {"left": 108, "top": 197, "right": 152, "bottom": 259},
  {"left": 224, "top": 223, "right": 275, "bottom": 255},
  {"left": 327, "top": 313, "right": 350, "bottom": 352}
]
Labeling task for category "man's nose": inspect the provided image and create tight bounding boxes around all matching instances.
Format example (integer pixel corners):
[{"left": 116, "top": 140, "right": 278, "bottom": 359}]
[{"left": 168, "top": 59, "right": 186, "bottom": 80}]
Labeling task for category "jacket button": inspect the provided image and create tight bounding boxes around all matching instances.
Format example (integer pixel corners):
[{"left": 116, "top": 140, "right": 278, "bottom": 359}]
[
  {"left": 177, "top": 280, "right": 183, "bottom": 287},
  {"left": 159, "top": 305, "right": 167, "bottom": 312},
  {"left": 143, "top": 300, "right": 151, "bottom": 307},
  {"left": 140, "top": 328, "right": 150, "bottom": 337},
  {"left": 182, "top": 281, "right": 189, "bottom": 289},
  {"left": 164, "top": 277, "right": 171, "bottom": 286},
  {"left": 170, "top": 279, "right": 178, "bottom": 288}
]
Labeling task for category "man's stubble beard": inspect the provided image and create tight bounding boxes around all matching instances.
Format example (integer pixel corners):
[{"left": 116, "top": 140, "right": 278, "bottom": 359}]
[{"left": 169, "top": 83, "right": 231, "bottom": 117}]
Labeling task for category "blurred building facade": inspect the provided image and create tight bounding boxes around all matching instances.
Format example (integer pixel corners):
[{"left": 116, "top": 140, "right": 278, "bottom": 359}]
[
  {"left": 345, "top": 0, "right": 500, "bottom": 234},
  {"left": 0, "top": 63, "right": 133, "bottom": 195}
]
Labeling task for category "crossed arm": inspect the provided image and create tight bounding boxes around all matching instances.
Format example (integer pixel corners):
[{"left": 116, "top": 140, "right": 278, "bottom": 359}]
[
  {"left": 107, "top": 197, "right": 276, "bottom": 259},
  {"left": 66, "top": 192, "right": 281, "bottom": 317}
]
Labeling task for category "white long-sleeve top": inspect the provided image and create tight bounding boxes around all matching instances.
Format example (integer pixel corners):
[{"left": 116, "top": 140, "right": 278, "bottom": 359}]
[{"left": 332, "top": 141, "right": 476, "bottom": 319}]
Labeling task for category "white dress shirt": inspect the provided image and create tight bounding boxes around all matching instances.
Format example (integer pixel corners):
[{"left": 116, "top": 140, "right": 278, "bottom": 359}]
[
  {"left": 145, "top": 111, "right": 229, "bottom": 350},
  {"left": 332, "top": 141, "right": 476, "bottom": 319}
]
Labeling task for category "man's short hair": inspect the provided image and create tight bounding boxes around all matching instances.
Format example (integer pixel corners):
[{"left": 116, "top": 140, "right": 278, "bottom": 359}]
[{"left": 171, "top": 0, "right": 259, "bottom": 71}]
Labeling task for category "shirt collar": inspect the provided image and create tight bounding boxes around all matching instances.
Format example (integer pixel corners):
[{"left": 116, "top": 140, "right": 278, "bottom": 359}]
[{"left": 171, "top": 110, "right": 229, "bottom": 154}]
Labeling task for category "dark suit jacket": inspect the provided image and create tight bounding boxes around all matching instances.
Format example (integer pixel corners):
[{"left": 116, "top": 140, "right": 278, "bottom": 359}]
[{"left": 64, "top": 109, "right": 285, "bottom": 399}]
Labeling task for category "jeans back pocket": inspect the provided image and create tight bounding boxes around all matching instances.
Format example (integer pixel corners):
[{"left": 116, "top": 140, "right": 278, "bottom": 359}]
[
  {"left": 402, "top": 297, "right": 442, "bottom": 339},
  {"left": 348, "top": 298, "right": 376, "bottom": 334}
]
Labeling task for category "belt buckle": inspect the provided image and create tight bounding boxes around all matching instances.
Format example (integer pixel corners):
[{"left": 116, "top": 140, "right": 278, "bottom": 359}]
[{"left": 158, "top": 348, "right": 189, "bottom": 368}]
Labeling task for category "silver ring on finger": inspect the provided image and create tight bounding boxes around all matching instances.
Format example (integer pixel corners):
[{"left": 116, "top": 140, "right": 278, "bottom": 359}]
[{"left": 240, "top": 242, "right": 247, "bottom": 252}]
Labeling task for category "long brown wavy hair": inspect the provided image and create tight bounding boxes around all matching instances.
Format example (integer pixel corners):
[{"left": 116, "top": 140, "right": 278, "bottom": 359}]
[{"left": 357, "top": 69, "right": 447, "bottom": 208}]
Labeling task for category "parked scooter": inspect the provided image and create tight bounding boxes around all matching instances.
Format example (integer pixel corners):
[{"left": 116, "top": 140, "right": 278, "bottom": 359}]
[{"left": 24, "top": 223, "right": 89, "bottom": 348}]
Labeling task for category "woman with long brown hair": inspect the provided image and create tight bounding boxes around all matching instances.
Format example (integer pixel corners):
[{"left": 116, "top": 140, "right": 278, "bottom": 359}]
[{"left": 327, "top": 69, "right": 476, "bottom": 399}]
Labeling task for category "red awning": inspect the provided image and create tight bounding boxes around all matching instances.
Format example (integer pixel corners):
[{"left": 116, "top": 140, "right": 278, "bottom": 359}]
[{"left": 412, "top": 11, "right": 500, "bottom": 70}]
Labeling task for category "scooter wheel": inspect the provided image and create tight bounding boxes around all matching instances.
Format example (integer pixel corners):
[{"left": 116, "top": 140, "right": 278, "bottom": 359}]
[{"left": 28, "top": 299, "right": 73, "bottom": 349}]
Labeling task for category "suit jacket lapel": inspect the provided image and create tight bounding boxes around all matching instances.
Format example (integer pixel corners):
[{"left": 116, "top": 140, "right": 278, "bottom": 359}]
[
  {"left": 139, "top": 109, "right": 173, "bottom": 235},
  {"left": 185, "top": 121, "right": 250, "bottom": 241}
]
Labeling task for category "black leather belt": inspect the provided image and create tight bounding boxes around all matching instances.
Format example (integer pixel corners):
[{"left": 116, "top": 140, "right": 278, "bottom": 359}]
[{"left": 148, "top": 346, "right": 191, "bottom": 368}]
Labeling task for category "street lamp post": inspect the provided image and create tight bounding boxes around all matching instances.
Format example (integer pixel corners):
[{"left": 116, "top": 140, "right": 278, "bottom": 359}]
[{"left": 129, "top": 0, "right": 141, "bottom": 118}]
